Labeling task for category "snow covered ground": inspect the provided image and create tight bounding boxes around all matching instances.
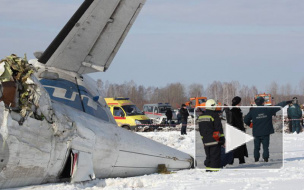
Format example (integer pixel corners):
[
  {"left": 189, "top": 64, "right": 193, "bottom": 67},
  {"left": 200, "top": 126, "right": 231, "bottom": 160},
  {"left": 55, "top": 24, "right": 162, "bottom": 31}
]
[{"left": 7, "top": 128, "right": 304, "bottom": 190}]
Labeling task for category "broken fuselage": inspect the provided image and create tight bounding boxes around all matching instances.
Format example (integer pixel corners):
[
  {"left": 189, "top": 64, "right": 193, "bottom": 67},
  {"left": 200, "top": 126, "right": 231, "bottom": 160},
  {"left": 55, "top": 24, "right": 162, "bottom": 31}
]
[
  {"left": 0, "top": 0, "right": 193, "bottom": 188},
  {"left": 0, "top": 64, "right": 193, "bottom": 188}
]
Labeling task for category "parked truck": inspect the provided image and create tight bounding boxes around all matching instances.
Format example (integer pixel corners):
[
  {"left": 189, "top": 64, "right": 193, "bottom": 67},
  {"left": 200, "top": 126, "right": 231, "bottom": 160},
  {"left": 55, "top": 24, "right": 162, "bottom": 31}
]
[
  {"left": 251, "top": 93, "right": 274, "bottom": 106},
  {"left": 185, "top": 97, "right": 222, "bottom": 112}
]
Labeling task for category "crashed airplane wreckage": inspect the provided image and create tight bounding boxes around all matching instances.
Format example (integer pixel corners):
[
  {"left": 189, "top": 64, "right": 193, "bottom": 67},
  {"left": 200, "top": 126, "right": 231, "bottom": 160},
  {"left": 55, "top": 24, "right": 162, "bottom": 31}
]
[{"left": 0, "top": 0, "right": 193, "bottom": 188}]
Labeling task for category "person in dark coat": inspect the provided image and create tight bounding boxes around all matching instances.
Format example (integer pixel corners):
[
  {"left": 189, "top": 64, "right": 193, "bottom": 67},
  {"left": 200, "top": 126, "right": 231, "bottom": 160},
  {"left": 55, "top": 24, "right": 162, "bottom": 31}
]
[
  {"left": 179, "top": 104, "right": 189, "bottom": 135},
  {"left": 287, "top": 103, "right": 293, "bottom": 133},
  {"left": 165, "top": 108, "right": 173, "bottom": 124},
  {"left": 287, "top": 97, "right": 303, "bottom": 134},
  {"left": 244, "top": 97, "right": 291, "bottom": 162},
  {"left": 228, "top": 96, "right": 248, "bottom": 164},
  {"left": 198, "top": 99, "right": 225, "bottom": 171}
]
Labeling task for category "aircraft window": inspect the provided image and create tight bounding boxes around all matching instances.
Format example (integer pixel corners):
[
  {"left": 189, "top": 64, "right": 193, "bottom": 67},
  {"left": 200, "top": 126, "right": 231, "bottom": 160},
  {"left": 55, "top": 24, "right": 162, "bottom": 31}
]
[{"left": 114, "top": 107, "right": 125, "bottom": 117}]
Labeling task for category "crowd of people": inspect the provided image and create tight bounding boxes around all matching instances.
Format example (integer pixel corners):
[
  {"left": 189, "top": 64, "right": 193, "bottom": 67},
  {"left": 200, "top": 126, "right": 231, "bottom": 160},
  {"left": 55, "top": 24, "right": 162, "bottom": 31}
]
[
  {"left": 195, "top": 96, "right": 302, "bottom": 171},
  {"left": 172, "top": 94, "right": 303, "bottom": 171}
]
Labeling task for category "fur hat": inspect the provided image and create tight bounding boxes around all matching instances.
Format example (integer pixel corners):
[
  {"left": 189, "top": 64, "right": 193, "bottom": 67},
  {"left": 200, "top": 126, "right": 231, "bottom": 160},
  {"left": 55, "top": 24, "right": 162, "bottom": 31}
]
[{"left": 232, "top": 96, "right": 241, "bottom": 106}]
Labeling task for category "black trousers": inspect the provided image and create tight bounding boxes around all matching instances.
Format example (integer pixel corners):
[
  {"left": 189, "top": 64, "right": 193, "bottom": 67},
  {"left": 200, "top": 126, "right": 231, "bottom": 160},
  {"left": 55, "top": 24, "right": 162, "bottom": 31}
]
[
  {"left": 181, "top": 121, "right": 187, "bottom": 134},
  {"left": 204, "top": 144, "right": 221, "bottom": 169}
]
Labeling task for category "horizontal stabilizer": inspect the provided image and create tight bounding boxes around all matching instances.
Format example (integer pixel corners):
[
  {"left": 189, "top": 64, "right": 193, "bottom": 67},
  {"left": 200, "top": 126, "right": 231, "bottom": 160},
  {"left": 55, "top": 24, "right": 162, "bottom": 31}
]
[{"left": 38, "top": 0, "right": 145, "bottom": 74}]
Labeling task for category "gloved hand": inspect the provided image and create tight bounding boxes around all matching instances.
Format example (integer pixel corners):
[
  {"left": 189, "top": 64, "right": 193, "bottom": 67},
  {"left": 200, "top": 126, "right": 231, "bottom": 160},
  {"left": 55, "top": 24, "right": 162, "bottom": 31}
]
[
  {"left": 218, "top": 137, "right": 225, "bottom": 145},
  {"left": 286, "top": 100, "right": 293, "bottom": 104}
]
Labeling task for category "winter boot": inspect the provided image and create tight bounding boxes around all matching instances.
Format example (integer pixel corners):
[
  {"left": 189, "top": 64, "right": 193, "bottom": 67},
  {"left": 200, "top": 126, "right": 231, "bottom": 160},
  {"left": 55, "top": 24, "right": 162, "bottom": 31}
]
[{"left": 239, "top": 157, "right": 245, "bottom": 164}]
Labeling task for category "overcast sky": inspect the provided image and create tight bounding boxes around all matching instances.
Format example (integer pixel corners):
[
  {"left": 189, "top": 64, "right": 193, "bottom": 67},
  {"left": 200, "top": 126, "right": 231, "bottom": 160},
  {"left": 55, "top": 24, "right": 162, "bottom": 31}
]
[{"left": 0, "top": 0, "right": 303, "bottom": 92}]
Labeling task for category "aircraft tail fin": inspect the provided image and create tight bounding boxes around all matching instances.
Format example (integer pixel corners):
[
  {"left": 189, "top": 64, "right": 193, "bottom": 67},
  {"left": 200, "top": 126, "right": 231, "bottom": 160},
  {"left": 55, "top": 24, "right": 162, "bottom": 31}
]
[{"left": 38, "top": 0, "right": 146, "bottom": 74}]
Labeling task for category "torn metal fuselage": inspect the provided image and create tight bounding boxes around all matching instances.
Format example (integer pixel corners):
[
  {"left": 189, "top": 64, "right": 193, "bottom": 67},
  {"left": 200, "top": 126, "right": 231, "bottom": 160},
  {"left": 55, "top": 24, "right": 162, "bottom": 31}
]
[
  {"left": 0, "top": 63, "right": 193, "bottom": 189},
  {"left": 0, "top": 0, "right": 194, "bottom": 188}
]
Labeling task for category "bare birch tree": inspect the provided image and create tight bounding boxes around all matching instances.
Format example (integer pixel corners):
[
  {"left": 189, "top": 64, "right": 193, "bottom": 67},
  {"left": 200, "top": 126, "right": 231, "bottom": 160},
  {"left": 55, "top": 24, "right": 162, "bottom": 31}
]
[{"left": 188, "top": 83, "right": 204, "bottom": 98}]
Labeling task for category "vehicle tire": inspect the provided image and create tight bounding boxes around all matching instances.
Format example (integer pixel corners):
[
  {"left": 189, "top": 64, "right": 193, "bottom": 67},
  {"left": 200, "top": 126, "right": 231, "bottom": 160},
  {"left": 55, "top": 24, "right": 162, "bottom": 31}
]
[{"left": 122, "top": 125, "right": 130, "bottom": 130}]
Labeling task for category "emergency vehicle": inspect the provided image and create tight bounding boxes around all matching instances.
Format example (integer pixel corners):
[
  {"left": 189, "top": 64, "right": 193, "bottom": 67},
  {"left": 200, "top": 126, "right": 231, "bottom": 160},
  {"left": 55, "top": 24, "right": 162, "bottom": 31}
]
[
  {"left": 185, "top": 97, "right": 222, "bottom": 112},
  {"left": 143, "top": 103, "right": 176, "bottom": 124},
  {"left": 251, "top": 93, "right": 274, "bottom": 106},
  {"left": 105, "top": 97, "right": 151, "bottom": 130}
]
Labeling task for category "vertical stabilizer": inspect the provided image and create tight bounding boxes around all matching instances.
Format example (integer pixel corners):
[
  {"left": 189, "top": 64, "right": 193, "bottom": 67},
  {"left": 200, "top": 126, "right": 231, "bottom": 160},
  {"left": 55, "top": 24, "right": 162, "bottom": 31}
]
[{"left": 38, "top": 0, "right": 146, "bottom": 74}]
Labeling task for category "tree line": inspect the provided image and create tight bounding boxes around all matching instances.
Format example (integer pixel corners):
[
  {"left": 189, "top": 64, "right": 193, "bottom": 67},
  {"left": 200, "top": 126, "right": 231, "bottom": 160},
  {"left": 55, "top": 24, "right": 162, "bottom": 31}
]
[{"left": 96, "top": 79, "right": 304, "bottom": 109}]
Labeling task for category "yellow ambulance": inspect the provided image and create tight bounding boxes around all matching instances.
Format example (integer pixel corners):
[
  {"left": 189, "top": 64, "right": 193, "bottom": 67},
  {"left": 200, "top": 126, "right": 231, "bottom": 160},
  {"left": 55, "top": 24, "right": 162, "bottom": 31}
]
[{"left": 104, "top": 97, "right": 151, "bottom": 130}]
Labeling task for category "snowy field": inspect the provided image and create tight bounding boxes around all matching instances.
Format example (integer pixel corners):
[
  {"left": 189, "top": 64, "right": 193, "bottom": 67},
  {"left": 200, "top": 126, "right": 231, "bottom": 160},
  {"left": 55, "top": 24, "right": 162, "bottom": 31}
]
[{"left": 7, "top": 128, "right": 304, "bottom": 190}]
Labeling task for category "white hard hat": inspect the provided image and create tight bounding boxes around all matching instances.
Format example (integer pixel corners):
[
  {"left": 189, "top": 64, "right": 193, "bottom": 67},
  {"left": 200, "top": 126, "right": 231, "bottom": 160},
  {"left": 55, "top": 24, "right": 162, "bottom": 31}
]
[{"left": 206, "top": 99, "right": 217, "bottom": 110}]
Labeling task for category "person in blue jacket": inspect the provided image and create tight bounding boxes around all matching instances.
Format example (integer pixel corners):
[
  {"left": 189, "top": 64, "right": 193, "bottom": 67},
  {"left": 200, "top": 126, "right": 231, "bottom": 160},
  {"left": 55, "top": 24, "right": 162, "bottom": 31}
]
[
  {"left": 244, "top": 97, "right": 291, "bottom": 162},
  {"left": 287, "top": 97, "right": 303, "bottom": 134}
]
